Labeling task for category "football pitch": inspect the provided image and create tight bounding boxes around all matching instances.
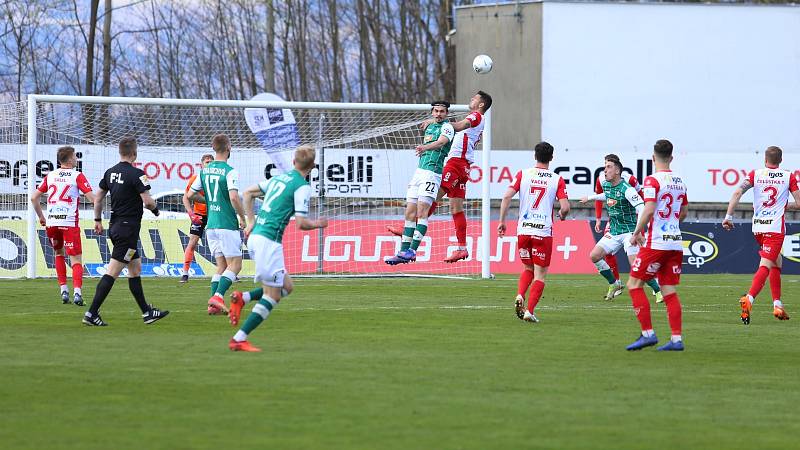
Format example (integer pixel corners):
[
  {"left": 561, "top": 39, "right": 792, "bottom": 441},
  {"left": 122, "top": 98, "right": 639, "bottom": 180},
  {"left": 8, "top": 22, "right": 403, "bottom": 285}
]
[{"left": 1, "top": 274, "right": 798, "bottom": 450}]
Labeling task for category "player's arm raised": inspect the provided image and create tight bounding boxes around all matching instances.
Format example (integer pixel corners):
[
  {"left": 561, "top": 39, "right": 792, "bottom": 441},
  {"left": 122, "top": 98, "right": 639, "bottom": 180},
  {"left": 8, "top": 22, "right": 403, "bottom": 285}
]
[{"left": 723, "top": 178, "right": 751, "bottom": 230}]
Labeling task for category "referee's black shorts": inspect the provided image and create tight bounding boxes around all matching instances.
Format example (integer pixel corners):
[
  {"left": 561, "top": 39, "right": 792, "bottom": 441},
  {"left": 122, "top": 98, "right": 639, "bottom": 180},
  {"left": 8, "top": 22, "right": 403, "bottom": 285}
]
[
  {"left": 189, "top": 214, "right": 208, "bottom": 237},
  {"left": 109, "top": 220, "right": 141, "bottom": 263}
]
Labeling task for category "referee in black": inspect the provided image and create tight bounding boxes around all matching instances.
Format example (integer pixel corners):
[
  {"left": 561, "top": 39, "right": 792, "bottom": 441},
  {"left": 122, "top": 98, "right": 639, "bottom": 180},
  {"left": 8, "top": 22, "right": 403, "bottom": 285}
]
[{"left": 83, "top": 136, "right": 169, "bottom": 326}]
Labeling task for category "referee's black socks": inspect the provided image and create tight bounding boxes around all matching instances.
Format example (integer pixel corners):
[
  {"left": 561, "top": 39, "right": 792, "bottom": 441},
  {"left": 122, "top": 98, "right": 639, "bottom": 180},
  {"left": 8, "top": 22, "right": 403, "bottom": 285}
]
[
  {"left": 128, "top": 276, "right": 149, "bottom": 313},
  {"left": 88, "top": 274, "right": 115, "bottom": 315}
]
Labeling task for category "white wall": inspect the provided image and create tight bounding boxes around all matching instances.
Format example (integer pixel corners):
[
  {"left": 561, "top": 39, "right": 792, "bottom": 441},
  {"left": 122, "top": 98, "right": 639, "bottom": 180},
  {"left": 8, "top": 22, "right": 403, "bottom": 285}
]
[{"left": 541, "top": 2, "right": 800, "bottom": 153}]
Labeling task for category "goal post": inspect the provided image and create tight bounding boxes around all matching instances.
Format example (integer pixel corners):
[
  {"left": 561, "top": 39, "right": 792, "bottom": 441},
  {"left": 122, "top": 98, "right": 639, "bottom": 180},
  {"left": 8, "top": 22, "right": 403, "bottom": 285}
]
[{"left": 15, "top": 94, "right": 492, "bottom": 279}]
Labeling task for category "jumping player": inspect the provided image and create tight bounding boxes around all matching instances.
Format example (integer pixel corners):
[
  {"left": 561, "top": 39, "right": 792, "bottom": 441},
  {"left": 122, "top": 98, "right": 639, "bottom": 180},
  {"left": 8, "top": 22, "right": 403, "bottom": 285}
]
[
  {"left": 384, "top": 101, "right": 454, "bottom": 265},
  {"left": 625, "top": 139, "right": 687, "bottom": 351},
  {"left": 387, "top": 91, "right": 492, "bottom": 263},
  {"left": 31, "top": 146, "right": 95, "bottom": 306},
  {"left": 722, "top": 146, "right": 800, "bottom": 324},
  {"left": 498, "top": 141, "right": 570, "bottom": 323}
]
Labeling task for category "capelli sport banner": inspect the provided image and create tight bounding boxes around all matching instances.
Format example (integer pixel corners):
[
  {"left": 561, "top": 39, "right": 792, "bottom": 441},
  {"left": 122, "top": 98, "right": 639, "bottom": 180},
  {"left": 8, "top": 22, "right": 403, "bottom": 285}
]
[{"left": 0, "top": 219, "right": 797, "bottom": 277}]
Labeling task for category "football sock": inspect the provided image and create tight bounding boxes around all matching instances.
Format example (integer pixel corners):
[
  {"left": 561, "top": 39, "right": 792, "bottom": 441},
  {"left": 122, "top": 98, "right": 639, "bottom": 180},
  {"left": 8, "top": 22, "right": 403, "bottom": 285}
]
[
  {"left": 645, "top": 278, "right": 661, "bottom": 293},
  {"left": 528, "top": 280, "right": 545, "bottom": 313},
  {"left": 128, "top": 276, "right": 150, "bottom": 313},
  {"left": 410, "top": 218, "right": 428, "bottom": 251},
  {"left": 773, "top": 300, "right": 783, "bottom": 308},
  {"left": 642, "top": 329, "right": 655, "bottom": 338},
  {"left": 242, "top": 288, "right": 264, "bottom": 303},
  {"left": 428, "top": 201, "right": 438, "bottom": 217},
  {"left": 55, "top": 254, "right": 67, "bottom": 287},
  {"left": 72, "top": 263, "right": 83, "bottom": 290},
  {"left": 748, "top": 266, "right": 769, "bottom": 298},
  {"left": 769, "top": 267, "right": 782, "bottom": 301},
  {"left": 671, "top": 335, "right": 682, "bottom": 343},
  {"left": 453, "top": 211, "right": 467, "bottom": 247},
  {"left": 235, "top": 295, "right": 279, "bottom": 340},
  {"left": 400, "top": 220, "right": 415, "bottom": 251},
  {"left": 60, "top": 284, "right": 68, "bottom": 294},
  {"left": 629, "top": 287, "right": 653, "bottom": 332},
  {"left": 517, "top": 268, "right": 534, "bottom": 297},
  {"left": 594, "top": 260, "right": 617, "bottom": 284},
  {"left": 211, "top": 274, "right": 221, "bottom": 296},
  {"left": 606, "top": 254, "right": 620, "bottom": 281},
  {"left": 214, "top": 270, "right": 236, "bottom": 298},
  {"left": 663, "top": 292, "right": 682, "bottom": 336},
  {"left": 88, "top": 274, "right": 115, "bottom": 315},
  {"left": 183, "top": 245, "right": 194, "bottom": 274},
  {"left": 74, "top": 287, "right": 82, "bottom": 296}
]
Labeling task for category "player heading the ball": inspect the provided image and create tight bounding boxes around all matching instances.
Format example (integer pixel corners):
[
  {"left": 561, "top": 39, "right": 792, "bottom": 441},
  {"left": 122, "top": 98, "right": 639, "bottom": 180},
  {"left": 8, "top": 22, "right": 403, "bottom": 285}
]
[{"left": 385, "top": 100, "right": 455, "bottom": 265}]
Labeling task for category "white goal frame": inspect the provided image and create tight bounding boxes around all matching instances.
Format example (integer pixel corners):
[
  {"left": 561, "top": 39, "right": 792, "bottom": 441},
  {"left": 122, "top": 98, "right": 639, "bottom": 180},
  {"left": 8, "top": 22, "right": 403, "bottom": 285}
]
[{"left": 25, "top": 94, "right": 493, "bottom": 279}]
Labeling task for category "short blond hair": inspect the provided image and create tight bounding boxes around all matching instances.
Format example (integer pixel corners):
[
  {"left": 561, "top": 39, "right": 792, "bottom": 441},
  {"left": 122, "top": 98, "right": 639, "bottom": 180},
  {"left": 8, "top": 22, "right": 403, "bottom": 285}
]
[
  {"left": 211, "top": 134, "right": 230, "bottom": 153},
  {"left": 294, "top": 145, "right": 316, "bottom": 171}
]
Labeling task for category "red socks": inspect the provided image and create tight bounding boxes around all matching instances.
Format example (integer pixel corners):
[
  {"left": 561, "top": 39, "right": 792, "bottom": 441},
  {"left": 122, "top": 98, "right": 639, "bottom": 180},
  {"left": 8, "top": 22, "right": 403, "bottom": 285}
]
[
  {"left": 748, "top": 266, "right": 770, "bottom": 298},
  {"left": 55, "top": 254, "right": 67, "bottom": 286},
  {"left": 71, "top": 263, "right": 83, "bottom": 289},
  {"left": 662, "top": 292, "right": 682, "bottom": 335},
  {"left": 769, "top": 267, "right": 782, "bottom": 301},
  {"left": 605, "top": 254, "right": 619, "bottom": 280},
  {"left": 629, "top": 287, "right": 653, "bottom": 331},
  {"left": 528, "top": 280, "right": 545, "bottom": 313},
  {"left": 453, "top": 211, "right": 467, "bottom": 246},
  {"left": 518, "top": 269, "right": 534, "bottom": 297}
]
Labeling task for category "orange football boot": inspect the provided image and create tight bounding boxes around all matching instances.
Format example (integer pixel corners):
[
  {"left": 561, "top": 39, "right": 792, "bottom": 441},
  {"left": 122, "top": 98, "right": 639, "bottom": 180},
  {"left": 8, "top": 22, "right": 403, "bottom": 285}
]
[
  {"left": 444, "top": 249, "right": 469, "bottom": 263},
  {"left": 773, "top": 305, "right": 790, "bottom": 321},
  {"left": 740, "top": 295, "right": 752, "bottom": 325},
  {"left": 386, "top": 225, "right": 404, "bottom": 236},
  {"left": 229, "top": 339, "right": 261, "bottom": 352},
  {"left": 229, "top": 291, "right": 244, "bottom": 326},
  {"left": 208, "top": 295, "right": 228, "bottom": 314}
]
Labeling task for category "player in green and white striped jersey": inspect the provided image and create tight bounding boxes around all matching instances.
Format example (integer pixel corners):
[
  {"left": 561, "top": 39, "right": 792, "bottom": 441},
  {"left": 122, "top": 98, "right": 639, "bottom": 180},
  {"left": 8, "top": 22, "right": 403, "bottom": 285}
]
[
  {"left": 227, "top": 145, "right": 328, "bottom": 352},
  {"left": 580, "top": 155, "right": 662, "bottom": 302},
  {"left": 185, "top": 134, "right": 248, "bottom": 314}
]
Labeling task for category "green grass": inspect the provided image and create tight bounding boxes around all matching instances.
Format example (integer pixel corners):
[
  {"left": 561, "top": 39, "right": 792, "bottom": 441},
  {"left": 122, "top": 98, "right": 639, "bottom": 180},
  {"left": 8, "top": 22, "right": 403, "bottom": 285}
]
[{"left": 1, "top": 274, "right": 798, "bottom": 449}]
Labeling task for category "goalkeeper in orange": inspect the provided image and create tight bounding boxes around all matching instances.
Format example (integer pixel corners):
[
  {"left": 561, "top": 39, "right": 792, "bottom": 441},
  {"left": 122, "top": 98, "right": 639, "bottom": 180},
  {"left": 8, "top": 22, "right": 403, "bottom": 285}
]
[{"left": 180, "top": 153, "right": 214, "bottom": 288}]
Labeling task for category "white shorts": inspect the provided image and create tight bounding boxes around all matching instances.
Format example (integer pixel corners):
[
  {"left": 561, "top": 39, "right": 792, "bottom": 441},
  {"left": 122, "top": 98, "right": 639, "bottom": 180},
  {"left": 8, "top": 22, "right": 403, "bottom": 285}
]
[
  {"left": 206, "top": 228, "right": 243, "bottom": 258},
  {"left": 405, "top": 168, "right": 441, "bottom": 204},
  {"left": 247, "top": 234, "right": 286, "bottom": 288},
  {"left": 597, "top": 232, "right": 639, "bottom": 256}
]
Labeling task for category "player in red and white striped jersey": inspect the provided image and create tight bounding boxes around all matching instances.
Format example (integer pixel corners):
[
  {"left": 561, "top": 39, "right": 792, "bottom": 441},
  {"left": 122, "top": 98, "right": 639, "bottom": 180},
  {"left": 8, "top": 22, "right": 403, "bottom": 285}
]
[
  {"left": 722, "top": 146, "right": 800, "bottom": 324},
  {"left": 30, "top": 146, "right": 95, "bottom": 306},
  {"left": 498, "top": 142, "right": 570, "bottom": 323},
  {"left": 386, "top": 91, "right": 493, "bottom": 263},
  {"left": 593, "top": 164, "right": 641, "bottom": 299},
  {"left": 626, "top": 140, "right": 687, "bottom": 351}
]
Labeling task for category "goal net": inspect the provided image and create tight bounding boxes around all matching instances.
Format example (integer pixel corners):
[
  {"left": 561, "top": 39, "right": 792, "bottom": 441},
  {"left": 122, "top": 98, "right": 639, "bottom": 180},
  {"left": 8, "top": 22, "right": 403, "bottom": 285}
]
[{"left": 1, "top": 96, "right": 492, "bottom": 279}]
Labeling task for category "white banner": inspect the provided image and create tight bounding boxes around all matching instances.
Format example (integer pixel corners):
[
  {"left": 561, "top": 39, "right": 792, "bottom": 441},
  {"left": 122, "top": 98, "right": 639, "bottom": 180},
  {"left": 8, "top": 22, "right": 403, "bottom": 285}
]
[{"left": 1, "top": 145, "right": 794, "bottom": 202}]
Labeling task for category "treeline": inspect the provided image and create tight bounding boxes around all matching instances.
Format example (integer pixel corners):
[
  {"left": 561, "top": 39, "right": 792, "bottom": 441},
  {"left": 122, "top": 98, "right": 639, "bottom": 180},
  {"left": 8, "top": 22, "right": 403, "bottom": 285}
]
[{"left": 1, "top": 0, "right": 477, "bottom": 103}]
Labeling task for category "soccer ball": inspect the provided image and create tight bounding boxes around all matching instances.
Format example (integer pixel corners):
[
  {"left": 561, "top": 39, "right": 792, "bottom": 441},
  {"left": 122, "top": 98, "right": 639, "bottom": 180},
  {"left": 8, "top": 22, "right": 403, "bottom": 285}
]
[{"left": 472, "top": 54, "right": 493, "bottom": 74}]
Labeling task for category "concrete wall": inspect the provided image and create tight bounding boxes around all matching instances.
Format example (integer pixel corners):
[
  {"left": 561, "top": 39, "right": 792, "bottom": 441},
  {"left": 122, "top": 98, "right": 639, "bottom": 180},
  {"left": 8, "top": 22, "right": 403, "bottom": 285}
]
[
  {"left": 453, "top": 2, "right": 542, "bottom": 150},
  {"left": 455, "top": 1, "right": 800, "bottom": 154}
]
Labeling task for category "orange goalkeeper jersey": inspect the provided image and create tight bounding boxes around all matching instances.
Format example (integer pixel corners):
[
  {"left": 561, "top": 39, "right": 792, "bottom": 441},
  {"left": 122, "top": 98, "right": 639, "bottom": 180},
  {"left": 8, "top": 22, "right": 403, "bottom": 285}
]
[{"left": 185, "top": 174, "right": 207, "bottom": 216}]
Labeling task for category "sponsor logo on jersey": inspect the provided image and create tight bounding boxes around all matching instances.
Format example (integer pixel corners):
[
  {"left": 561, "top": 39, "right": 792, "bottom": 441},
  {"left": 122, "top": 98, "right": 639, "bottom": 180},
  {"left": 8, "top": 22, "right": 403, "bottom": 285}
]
[
  {"left": 606, "top": 199, "right": 618, "bottom": 207},
  {"left": 754, "top": 218, "right": 774, "bottom": 225},
  {"left": 681, "top": 232, "right": 718, "bottom": 268},
  {"left": 522, "top": 222, "right": 545, "bottom": 229}
]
